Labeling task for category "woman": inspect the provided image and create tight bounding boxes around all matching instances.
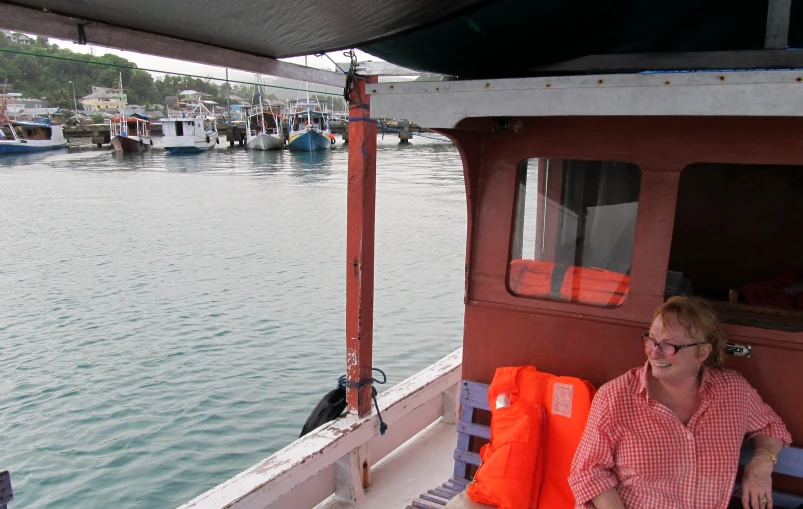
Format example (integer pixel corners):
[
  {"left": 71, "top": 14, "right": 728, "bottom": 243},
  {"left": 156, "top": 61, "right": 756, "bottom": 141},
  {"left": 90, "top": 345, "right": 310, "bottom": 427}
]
[{"left": 568, "top": 296, "right": 791, "bottom": 509}]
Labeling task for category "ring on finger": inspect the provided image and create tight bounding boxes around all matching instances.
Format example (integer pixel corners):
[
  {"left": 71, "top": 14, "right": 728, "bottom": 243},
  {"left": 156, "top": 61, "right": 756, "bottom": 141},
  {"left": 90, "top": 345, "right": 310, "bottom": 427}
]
[{"left": 760, "top": 495, "right": 768, "bottom": 505}]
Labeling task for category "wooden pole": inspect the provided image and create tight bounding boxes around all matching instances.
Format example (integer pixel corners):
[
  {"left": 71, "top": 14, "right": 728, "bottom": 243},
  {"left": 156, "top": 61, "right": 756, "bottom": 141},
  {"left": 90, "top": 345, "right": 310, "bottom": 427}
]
[{"left": 346, "top": 75, "right": 378, "bottom": 417}]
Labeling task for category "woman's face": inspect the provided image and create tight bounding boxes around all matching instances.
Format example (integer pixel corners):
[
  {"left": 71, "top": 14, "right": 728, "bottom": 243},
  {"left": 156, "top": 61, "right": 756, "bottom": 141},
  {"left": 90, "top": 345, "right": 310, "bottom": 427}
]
[{"left": 646, "top": 314, "right": 711, "bottom": 383}]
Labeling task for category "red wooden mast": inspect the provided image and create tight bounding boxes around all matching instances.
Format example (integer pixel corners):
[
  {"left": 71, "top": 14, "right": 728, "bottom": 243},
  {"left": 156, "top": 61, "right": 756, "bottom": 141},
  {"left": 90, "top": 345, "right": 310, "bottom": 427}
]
[{"left": 345, "top": 74, "right": 379, "bottom": 417}]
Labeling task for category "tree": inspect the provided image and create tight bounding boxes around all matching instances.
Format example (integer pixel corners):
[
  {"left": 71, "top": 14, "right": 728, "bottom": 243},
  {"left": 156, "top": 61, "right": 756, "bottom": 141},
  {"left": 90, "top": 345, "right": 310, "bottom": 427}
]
[{"left": 0, "top": 39, "right": 159, "bottom": 110}]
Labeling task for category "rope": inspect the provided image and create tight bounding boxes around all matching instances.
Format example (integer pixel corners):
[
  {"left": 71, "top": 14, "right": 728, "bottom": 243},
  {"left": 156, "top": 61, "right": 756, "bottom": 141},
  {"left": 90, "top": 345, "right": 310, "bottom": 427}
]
[
  {"left": 338, "top": 368, "right": 389, "bottom": 435},
  {"left": 0, "top": 48, "right": 343, "bottom": 96},
  {"left": 315, "top": 52, "right": 349, "bottom": 74}
]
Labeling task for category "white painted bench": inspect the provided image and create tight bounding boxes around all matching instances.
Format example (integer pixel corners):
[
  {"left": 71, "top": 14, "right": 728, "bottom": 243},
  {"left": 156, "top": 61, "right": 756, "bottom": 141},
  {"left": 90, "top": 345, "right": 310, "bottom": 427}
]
[{"left": 407, "top": 381, "right": 803, "bottom": 509}]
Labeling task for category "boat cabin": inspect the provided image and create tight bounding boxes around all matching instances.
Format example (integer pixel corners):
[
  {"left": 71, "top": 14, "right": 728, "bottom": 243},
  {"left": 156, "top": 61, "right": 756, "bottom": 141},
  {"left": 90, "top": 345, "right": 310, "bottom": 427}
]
[
  {"left": 290, "top": 110, "right": 330, "bottom": 131},
  {"left": 110, "top": 115, "right": 150, "bottom": 139},
  {"left": 162, "top": 117, "right": 215, "bottom": 137},
  {"left": 2, "top": 1, "right": 803, "bottom": 508},
  {"left": 245, "top": 106, "right": 281, "bottom": 134}
]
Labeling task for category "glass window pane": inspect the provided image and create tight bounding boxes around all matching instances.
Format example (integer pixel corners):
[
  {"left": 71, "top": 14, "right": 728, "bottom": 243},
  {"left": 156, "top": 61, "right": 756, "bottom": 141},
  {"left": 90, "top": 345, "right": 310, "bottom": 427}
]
[{"left": 509, "top": 158, "right": 641, "bottom": 307}]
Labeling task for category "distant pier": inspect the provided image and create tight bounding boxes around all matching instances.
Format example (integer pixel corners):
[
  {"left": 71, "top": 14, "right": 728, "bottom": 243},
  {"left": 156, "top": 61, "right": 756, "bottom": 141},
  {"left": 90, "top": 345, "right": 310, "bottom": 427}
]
[{"left": 63, "top": 119, "right": 429, "bottom": 147}]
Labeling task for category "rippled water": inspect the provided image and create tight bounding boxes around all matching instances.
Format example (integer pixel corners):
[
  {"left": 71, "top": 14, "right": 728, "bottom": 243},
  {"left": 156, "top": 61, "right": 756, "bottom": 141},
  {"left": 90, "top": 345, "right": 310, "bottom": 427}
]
[{"left": 0, "top": 135, "right": 466, "bottom": 509}]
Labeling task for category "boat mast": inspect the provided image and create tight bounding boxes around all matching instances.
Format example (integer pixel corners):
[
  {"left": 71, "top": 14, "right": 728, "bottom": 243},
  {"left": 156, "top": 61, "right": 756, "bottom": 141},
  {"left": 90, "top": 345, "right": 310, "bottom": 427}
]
[
  {"left": 118, "top": 72, "right": 127, "bottom": 136},
  {"left": 1, "top": 78, "right": 18, "bottom": 141}
]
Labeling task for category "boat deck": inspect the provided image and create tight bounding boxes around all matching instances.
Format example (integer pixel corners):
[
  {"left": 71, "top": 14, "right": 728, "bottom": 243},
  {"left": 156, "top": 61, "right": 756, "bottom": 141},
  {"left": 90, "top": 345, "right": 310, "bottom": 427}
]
[{"left": 315, "top": 419, "right": 457, "bottom": 509}]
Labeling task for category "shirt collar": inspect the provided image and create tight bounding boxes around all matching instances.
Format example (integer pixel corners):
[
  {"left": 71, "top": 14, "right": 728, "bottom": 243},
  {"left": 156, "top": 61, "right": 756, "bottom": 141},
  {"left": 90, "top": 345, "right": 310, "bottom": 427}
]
[{"left": 634, "top": 360, "right": 714, "bottom": 397}]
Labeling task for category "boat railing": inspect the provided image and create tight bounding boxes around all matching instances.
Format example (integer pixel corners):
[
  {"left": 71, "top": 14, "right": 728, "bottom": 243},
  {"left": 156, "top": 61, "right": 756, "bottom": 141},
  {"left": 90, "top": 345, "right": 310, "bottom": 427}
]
[{"left": 178, "top": 348, "right": 462, "bottom": 509}]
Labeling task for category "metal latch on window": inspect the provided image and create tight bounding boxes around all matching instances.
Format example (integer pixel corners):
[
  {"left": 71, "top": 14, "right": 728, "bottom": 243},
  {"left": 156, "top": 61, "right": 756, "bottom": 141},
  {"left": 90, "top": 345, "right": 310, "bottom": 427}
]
[{"left": 725, "top": 343, "right": 752, "bottom": 357}]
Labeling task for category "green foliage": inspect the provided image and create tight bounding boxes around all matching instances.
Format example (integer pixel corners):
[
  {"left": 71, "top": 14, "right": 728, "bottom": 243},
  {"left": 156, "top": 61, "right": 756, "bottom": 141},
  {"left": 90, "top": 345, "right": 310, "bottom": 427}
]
[
  {"left": 0, "top": 36, "right": 346, "bottom": 112},
  {"left": 0, "top": 36, "right": 162, "bottom": 109}
]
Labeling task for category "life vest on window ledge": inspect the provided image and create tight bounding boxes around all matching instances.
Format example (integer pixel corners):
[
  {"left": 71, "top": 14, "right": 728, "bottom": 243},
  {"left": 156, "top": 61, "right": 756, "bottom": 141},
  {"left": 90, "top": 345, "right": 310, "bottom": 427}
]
[
  {"left": 509, "top": 260, "right": 630, "bottom": 307},
  {"left": 466, "top": 366, "right": 595, "bottom": 509}
]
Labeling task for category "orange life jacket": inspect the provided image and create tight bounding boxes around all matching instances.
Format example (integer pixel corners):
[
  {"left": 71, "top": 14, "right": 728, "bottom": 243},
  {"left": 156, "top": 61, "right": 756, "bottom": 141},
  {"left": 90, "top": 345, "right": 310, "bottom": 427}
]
[
  {"left": 537, "top": 376, "right": 596, "bottom": 509},
  {"left": 467, "top": 366, "right": 596, "bottom": 509},
  {"left": 467, "top": 366, "right": 548, "bottom": 509},
  {"left": 508, "top": 260, "right": 630, "bottom": 307}
]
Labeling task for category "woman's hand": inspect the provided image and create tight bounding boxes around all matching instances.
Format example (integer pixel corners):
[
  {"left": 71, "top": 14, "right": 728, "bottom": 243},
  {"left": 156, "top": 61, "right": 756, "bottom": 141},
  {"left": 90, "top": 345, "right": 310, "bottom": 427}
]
[{"left": 741, "top": 455, "right": 774, "bottom": 509}]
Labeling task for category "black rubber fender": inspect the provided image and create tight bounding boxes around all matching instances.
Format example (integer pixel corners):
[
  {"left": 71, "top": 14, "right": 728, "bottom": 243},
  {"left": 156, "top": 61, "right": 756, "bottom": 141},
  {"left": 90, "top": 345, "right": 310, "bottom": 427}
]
[{"left": 299, "top": 386, "right": 347, "bottom": 437}]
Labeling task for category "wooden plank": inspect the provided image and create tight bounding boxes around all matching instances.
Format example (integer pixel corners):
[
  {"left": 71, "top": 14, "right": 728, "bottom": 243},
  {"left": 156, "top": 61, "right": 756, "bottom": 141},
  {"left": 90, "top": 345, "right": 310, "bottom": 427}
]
[
  {"left": 450, "top": 477, "right": 470, "bottom": 487},
  {"left": 334, "top": 445, "right": 367, "bottom": 503},
  {"left": 765, "top": 0, "right": 792, "bottom": 49},
  {"left": 346, "top": 74, "right": 379, "bottom": 417},
  {"left": 454, "top": 449, "right": 482, "bottom": 467},
  {"left": 370, "top": 70, "right": 803, "bottom": 129},
  {"left": 444, "top": 480, "right": 467, "bottom": 492},
  {"left": 411, "top": 497, "right": 446, "bottom": 509},
  {"left": 429, "top": 487, "right": 456, "bottom": 500},
  {"left": 442, "top": 382, "right": 459, "bottom": 424},
  {"left": 435, "top": 487, "right": 460, "bottom": 499},
  {"left": 456, "top": 421, "right": 491, "bottom": 440},
  {"left": 420, "top": 492, "right": 450, "bottom": 505},
  {"left": 461, "top": 381, "right": 491, "bottom": 411}
]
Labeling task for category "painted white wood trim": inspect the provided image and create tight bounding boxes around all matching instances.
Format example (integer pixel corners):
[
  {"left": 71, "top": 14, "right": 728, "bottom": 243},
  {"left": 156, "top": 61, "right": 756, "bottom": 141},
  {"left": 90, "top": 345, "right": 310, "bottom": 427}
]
[
  {"left": 178, "top": 348, "right": 462, "bottom": 509},
  {"left": 334, "top": 445, "right": 368, "bottom": 504},
  {"left": 369, "top": 71, "right": 803, "bottom": 127},
  {"left": 0, "top": 4, "right": 345, "bottom": 88},
  {"left": 442, "top": 383, "right": 459, "bottom": 425}
]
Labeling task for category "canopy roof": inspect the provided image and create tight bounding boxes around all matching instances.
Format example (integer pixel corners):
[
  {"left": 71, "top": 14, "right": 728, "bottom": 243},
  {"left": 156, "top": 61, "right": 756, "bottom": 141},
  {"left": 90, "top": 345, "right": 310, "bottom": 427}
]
[{"left": 3, "top": 0, "right": 803, "bottom": 80}]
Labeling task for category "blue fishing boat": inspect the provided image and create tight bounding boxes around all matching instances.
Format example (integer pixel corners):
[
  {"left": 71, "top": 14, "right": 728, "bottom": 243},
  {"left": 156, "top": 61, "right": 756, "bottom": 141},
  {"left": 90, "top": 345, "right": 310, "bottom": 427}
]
[
  {"left": 286, "top": 97, "right": 334, "bottom": 152},
  {"left": 0, "top": 118, "right": 68, "bottom": 154}
]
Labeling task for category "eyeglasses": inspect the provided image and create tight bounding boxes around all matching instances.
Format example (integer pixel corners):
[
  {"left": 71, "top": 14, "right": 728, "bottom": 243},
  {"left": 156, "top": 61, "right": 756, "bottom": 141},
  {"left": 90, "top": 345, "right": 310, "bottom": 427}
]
[{"left": 641, "top": 333, "right": 705, "bottom": 356}]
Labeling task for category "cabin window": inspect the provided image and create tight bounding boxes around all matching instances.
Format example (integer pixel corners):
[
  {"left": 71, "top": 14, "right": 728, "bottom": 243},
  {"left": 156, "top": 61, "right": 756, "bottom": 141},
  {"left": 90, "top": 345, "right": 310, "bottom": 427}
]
[
  {"left": 669, "top": 163, "right": 803, "bottom": 332},
  {"left": 175, "top": 121, "right": 184, "bottom": 136},
  {"left": 509, "top": 158, "right": 641, "bottom": 307}
]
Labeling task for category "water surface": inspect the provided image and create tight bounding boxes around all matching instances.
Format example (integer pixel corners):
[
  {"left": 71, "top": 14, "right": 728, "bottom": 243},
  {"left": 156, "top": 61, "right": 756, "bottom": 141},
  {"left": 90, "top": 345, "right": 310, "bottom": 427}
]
[{"left": 0, "top": 135, "right": 466, "bottom": 508}]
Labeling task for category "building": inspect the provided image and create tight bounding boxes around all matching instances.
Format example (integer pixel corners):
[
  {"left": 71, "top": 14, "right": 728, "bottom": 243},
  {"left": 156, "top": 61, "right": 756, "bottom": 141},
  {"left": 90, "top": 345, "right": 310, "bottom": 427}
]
[
  {"left": 1, "top": 30, "right": 33, "bottom": 45},
  {"left": 80, "top": 86, "right": 127, "bottom": 112},
  {"left": 1, "top": 93, "right": 49, "bottom": 116}
]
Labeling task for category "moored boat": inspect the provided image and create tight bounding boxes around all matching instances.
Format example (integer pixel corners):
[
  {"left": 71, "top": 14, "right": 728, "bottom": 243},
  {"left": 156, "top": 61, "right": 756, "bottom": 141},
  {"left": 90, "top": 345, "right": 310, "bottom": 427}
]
[
  {"left": 161, "top": 117, "right": 218, "bottom": 153},
  {"left": 161, "top": 98, "right": 219, "bottom": 154},
  {"left": 109, "top": 115, "right": 152, "bottom": 153},
  {"left": 286, "top": 98, "right": 334, "bottom": 152},
  {"left": 0, "top": 118, "right": 67, "bottom": 154},
  {"left": 245, "top": 79, "right": 284, "bottom": 151}
]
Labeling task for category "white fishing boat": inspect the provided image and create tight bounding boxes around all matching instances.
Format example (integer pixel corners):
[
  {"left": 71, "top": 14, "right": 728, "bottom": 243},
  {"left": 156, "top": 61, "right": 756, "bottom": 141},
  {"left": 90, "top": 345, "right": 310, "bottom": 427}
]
[
  {"left": 245, "top": 78, "right": 284, "bottom": 151},
  {"left": 162, "top": 97, "right": 219, "bottom": 154}
]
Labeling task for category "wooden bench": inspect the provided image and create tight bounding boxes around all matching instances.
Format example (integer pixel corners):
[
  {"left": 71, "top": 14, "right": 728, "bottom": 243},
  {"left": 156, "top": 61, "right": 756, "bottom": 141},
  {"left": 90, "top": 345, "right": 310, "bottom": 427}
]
[{"left": 407, "top": 381, "right": 803, "bottom": 509}]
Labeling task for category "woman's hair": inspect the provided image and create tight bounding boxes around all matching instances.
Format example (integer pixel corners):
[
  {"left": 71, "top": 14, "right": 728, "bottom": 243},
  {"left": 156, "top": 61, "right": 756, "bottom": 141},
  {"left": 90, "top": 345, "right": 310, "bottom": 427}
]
[{"left": 653, "top": 296, "right": 727, "bottom": 368}]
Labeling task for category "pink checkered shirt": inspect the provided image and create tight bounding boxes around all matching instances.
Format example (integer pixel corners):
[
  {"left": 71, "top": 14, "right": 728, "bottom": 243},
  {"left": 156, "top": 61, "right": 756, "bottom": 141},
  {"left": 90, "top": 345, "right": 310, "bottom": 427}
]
[{"left": 568, "top": 362, "right": 792, "bottom": 509}]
